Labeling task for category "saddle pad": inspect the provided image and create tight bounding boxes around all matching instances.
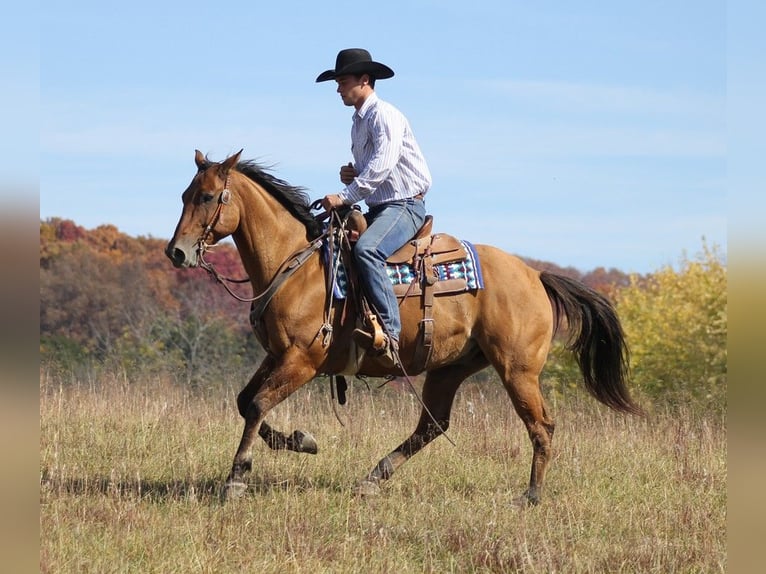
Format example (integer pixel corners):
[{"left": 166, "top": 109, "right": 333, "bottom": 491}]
[{"left": 325, "top": 240, "right": 484, "bottom": 299}]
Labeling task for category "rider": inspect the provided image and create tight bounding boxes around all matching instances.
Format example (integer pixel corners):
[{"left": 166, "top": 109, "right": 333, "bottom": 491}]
[{"left": 317, "top": 48, "right": 432, "bottom": 367}]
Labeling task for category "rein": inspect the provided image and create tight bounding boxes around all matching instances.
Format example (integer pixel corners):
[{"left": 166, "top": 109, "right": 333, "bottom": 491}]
[
  {"left": 198, "top": 254, "right": 252, "bottom": 302},
  {"left": 198, "top": 239, "right": 324, "bottom": 307},
  {"left": 195, "top": 175, "right": 261, "bottom": 303},
  {"left": 195, "top": 176, "right": 326, "bottom": 314}
]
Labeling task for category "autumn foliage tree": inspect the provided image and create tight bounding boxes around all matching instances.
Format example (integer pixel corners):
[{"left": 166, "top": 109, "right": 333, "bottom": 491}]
[
  {"left": 616, "top": 242, "right": 727, "bottom": 412},
  {"left": 540, "top": 242, "right": 726, "bottom": 415},
  {"left": 40, "top": 218, "right": 262, "bottom": 388}
]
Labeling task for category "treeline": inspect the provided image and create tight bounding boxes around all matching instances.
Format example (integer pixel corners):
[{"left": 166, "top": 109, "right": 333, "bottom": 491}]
[
  {"left": 40, "top": 218, "right": 726, "bottom": 413},
  {"left": 40, "top": 218, "right": 262, "bottom": 389}
]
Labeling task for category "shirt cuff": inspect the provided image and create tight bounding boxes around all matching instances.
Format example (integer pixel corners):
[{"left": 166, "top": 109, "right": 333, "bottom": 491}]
[{"left": 339, "top": 184, "right": 364, "bottom": 205}]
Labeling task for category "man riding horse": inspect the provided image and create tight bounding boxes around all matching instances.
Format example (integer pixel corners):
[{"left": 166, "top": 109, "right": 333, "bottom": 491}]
[{"left": 317, "top": 48, "right": 431, "bottom": 369}]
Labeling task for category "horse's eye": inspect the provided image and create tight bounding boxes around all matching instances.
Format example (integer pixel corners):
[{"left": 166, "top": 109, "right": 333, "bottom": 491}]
[{"left": 200, "top": 193, "right": 215, "bottom": 204}]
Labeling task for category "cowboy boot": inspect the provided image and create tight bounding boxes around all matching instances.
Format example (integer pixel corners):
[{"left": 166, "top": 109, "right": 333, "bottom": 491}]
[
  {"left": 352, "top": 327, "right": 376, "bottom": 350},
  {"left": 373, "top": 336, "right": 400, "bottom": 369}
]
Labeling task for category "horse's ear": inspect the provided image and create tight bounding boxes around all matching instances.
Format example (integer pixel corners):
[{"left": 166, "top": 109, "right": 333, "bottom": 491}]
[
  {"left": 220, "top": 149, "right": 243, "bottom": 175},
  {"left": 194, "top": 149, "right": 206, "bottom": 170}
]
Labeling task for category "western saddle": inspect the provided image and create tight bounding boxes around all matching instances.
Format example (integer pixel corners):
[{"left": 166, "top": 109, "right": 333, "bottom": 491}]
[{"left": 336, "top": 209, "right": 470, "bottom": 372}]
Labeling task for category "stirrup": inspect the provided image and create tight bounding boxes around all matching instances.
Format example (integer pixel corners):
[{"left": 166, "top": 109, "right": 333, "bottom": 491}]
[
  {"left": 353, "top": 314, "right": 386, "bottom": 350},
  {"left": 352, "top": 330, "right": 400, "bottom": 368}
]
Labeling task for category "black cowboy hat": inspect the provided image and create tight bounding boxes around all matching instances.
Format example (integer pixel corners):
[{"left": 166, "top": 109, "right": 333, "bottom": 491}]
[{"left": 315, "top": 48, "right": 395, "bottom": 83}]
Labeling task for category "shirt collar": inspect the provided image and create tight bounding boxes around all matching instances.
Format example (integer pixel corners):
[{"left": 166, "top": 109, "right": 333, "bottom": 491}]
[{"left": 354, "top": 92, "right": 379, "bottom": 121}]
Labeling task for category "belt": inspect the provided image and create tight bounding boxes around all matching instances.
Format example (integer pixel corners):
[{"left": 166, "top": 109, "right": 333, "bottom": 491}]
[{"left": 370, "top": 194, "right": 425, "bottom": 209}]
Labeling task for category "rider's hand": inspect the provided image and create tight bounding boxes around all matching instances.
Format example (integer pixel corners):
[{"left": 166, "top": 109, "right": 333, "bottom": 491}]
[
  {"left": 321, "top": 194, "right": 345, "bottom": 211},
  {"left": 340, "top": 162, "right": 356, "bottom": 185}
]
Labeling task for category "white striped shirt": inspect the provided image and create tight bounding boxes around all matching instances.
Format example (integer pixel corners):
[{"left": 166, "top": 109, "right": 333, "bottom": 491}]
[{"left": 339, "top": 93, "right": 432, "bottom": 207}]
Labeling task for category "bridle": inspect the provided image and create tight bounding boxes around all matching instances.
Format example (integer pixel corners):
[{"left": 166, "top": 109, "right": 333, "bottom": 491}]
[
  {"left": 193, "top": 174, "right": 328, "bottom": 318},
  {"left": 192, "top": 174, "right": 256, "bottom": 301},
  {"left": 197, "top": 175, "right": 232, "bottom": 255}
]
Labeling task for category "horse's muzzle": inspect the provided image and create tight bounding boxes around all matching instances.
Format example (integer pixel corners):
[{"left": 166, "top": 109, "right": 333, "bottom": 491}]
[{"left": 165, "top": 242, "right": 191, "bottom": 268}]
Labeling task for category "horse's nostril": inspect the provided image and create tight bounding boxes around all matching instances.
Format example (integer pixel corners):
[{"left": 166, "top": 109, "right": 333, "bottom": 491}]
[{"left": 166, "top": 246, "right": 186, "bottom": 267}]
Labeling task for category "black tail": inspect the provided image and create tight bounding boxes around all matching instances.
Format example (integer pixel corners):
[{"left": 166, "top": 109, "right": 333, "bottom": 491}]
[{"left": 540, "top": 271, "right": 643, "bottom": 416}]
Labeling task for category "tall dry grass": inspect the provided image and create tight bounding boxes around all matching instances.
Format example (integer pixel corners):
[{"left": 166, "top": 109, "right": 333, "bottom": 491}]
[{"left": 40, "top": 371, "right": 725, "bottom": 573}]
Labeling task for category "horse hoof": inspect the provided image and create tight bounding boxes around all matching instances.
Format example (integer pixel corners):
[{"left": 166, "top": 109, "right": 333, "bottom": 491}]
[
  {"left": 512, "top": 491, "right": 540, "bottom": 508},
  {"left": 222, "top": 480, "right": 247, "bottom": 501},
  {"left": 292, "top": 430, "right": 318, "bottom": 454},
  {"left": 353, "top": 479, "right": 381, "bottom": 497}
]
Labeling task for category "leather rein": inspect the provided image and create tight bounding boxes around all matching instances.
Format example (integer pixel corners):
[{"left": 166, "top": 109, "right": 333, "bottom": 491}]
[{"left": 195, "top": 177, "right": 326, "bottom": 318}]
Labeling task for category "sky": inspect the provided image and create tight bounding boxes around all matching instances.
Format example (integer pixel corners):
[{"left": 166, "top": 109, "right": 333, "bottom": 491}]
[{"left": 36, "top": 0, "right": 732, "bottom": 274}]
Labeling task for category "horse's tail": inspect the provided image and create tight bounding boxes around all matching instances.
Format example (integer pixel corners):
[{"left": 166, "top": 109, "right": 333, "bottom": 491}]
[{"left": 539, "top": 271, "right": 644, "bottom": 416}]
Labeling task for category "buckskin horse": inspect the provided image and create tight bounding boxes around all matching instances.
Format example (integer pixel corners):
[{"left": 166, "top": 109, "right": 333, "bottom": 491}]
[{"left": 165, "top": 150, "right": 643, "bottom": 504}]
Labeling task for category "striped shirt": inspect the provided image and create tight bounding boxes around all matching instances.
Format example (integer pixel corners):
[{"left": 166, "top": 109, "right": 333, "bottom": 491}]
[{"left": 339, "top": 93, "right": 432, "bottom": 207}]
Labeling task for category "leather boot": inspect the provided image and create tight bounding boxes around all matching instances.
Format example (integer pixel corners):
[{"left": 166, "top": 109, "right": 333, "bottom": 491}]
[
  {"left": 375, "top": 336, "right": 400, "bottom": 369},
  {"left": 352, "top": 328, "right": 376, "bottom": 350}
]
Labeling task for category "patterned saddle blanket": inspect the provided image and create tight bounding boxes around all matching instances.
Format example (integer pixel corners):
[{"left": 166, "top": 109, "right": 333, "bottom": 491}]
[{"left": 326, "top": 238, "right": 484, "bottom": 299}]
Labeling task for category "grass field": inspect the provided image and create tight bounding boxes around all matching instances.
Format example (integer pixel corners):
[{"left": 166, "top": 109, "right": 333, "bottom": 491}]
[{"left": 40, "top": 371, "right": 726, "bottom": 573}]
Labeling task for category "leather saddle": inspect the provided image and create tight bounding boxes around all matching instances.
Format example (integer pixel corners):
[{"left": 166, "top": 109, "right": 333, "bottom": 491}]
[
  {"left": 333, "top": 209, "right": 472, "bottom": 373},
  {"left": 345, "top": 211, "right": 468, "bottom": 295}
]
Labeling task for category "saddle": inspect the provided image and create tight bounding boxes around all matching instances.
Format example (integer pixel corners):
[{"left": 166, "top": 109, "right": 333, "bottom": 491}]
[
  {"left": 336, "top": 210, "right": 471, "bottom": 372},
  {"left": 346, "top": 211, "right": 469, "bottom": 291}
]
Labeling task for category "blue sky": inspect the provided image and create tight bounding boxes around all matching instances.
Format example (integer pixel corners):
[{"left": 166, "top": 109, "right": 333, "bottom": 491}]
[{"left": 38, "top": 0, "right": 729, "bottom": 274}]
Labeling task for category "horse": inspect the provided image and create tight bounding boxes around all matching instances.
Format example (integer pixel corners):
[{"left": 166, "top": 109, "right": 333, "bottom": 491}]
[{"left": 165, "top": 149, "right": 643, "bottom": 504}]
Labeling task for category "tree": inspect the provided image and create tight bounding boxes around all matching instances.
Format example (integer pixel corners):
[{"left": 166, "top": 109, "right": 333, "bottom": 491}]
[
  {"left": 40, "top": 218, "right": 260, "bottom": 387},
  {"left": 151, "top": 273, "right": 261, "bottom": 389},
  {"left": 616, "top": 241, "right": 727, "bottom": 412}
]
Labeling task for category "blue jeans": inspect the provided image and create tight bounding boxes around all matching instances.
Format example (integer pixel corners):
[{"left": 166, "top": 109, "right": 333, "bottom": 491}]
[{"left": 354, "top": 198, "right": 426, "bottom": 342}]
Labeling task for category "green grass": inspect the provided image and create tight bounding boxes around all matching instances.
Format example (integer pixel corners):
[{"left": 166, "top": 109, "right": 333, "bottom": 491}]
[{"left": 40, "top": 373, "right": 726, "bottom": 573}]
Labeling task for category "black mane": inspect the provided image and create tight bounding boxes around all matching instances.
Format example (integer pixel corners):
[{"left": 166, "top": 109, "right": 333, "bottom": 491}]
[{"left": 203, "top": 157, "right": 322, "bottom": 239}]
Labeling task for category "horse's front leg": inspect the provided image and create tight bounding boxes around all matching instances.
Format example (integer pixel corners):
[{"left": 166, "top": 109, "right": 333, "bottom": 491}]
[
  {"left": 225, "top": 351, "right": 317, "bottom": 499},
  {"left": 258, "top": 421, "right": 318, "bottom": 454}
]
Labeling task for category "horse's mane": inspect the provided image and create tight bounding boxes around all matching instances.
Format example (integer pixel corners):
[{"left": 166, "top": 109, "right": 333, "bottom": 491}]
[{"left": 203, "top": 157, "right": 322, "bottom": 239}]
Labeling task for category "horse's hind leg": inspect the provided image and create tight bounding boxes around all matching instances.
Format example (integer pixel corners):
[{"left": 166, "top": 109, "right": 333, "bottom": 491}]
[
  {"left": 502, "top": 368, "right": 555, "bottom": 505},
  {"left": 357, "top": 357, "right": 487, "bottom": 495},
  {"left": 225, "top": 350, "right": 317, "bottom": 499}
]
